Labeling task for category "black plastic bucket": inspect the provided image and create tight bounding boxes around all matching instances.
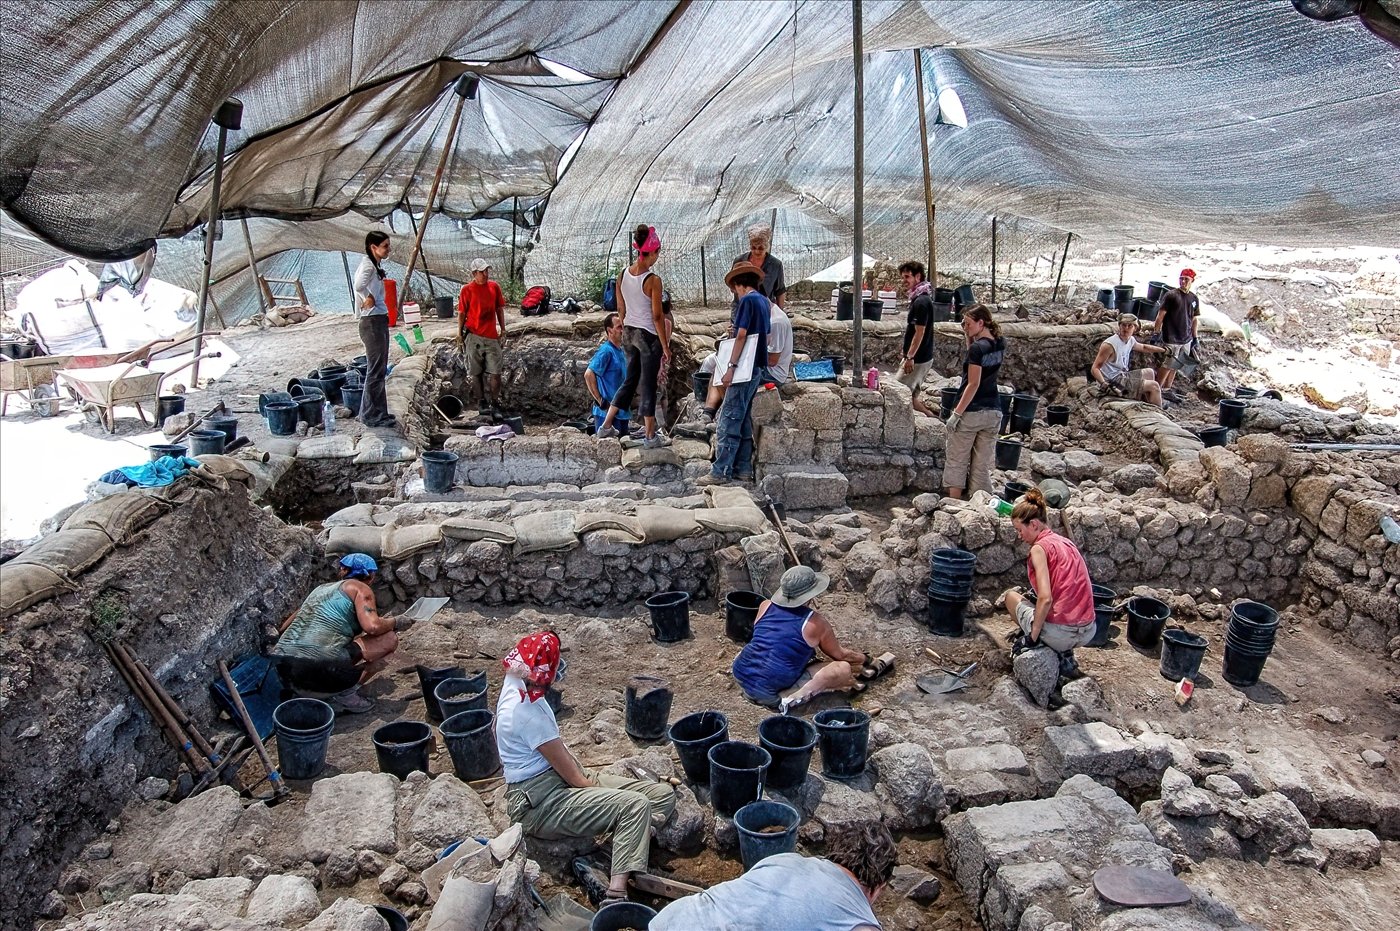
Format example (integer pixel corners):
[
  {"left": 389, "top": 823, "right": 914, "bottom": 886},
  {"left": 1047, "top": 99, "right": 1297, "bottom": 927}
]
[
  {"left": 502, "top": 414, "right": 525, "bottom": 435},
  {"left": 1199, "top": 426, "right": 1228, "bottom": 448},
  {"left": 822, "top": 355, "right": 845, "bottom": 376},
  {"left": 931, "top": 301, "right": 955, "bottom": 323},
  {"left": 375, "top": 906, "right": 410, "bottom": 931},
  {"left": 707, "top": 741, "right": 770, "bottom": 817},
  {"left": 926, "top": 596, "right": 969, "bottom": 637},
  {"left": 292, "top": 388, "right": 325, "bottom": 427},
  {"left": 438, "top": 394, "right": 464, "bottom": 419},
  {"left": 836, "top": 284, "right": 854, "bottom": 320},
  {"left": 372, "top": 720, "right": 433, "bottom": 780},
  {"left": 1095, "top": 287, "right": 1115, "bottom": 308},
  {"left": 265, "top": 401, "right": 298, "bottom": 436},
  {"left": 1159, "top": 628, "right": 1208, "bottom": 681},
  {"left": 1114, "top": 285, "right": 1134, "bottom": 312},
  {"left": 148, "top": 443, "right": 188, "bottom": 461},
  {"left": 441, "top": 709, "right": 500, "bottom": 781},
  {"left": 1089, "top": 604, "right": 1115, "bottom": 647},
  {"left": 189, "top": 428, "right": 226, "bottom": 455},
  {"left": 1231, "top": 600, "right": 1279, "bottom": 632},
  {"left": 814, "top": 709, "right": 870, "bottom": 780},
  {"left": 1221, "top": 641, "right": 1272, "bottom": 689},
  {"left": 646, "top": 591, "right": 691, "bottom": 643},
  {"left": 1227, "top": 601, "right": 1280, "bottom": 653},
  {"left": 1146, "top": 280, "right": 1169, "bottom": 303},
  {"left": 861, "top": 297, "right": 883, "bottom": 321},
  {"left": 156, "top": 394, "right": 185, "bottom": 424},
  {"left": 258, "top": 391, "right": 294, "bottom": 418},
  {"left": 207, "top": 415, "right": 239, "bottom": 445},
  {"left": 434, "top": 295, "right": 456, "bottom": 319},
  {"left": 668, "top": 711, "right": 729, "bottom": 784},
  {"left": 934, "top": 287, "right": 956, "bottom": 304},
  {"left": 930, "top": 548, "right": 976, "bottom": 576},
  {"left": 995, "top": 438, "right": 1023, "bottom": 470},
  {"left": 1091, "top": 583, "right": 1117, "bottom": 606},
  {"left": 757, "top": 714, "right": 818, "bottom": 791},
  {"left": 735, "top": 799, "right": 800, "bottom": 870},
  {"left": 417, "top": 664, "right": 465, "bottom": 723},
  {"left": 1046, "top": 404, "right": 1071, "bottom": 427},
  {"left": 625, "top": 675, "right": 674, "bottom": 741},
  {"left": 591, "top": 902, "right": 656, "bottom": 931},
  {"left": 435, "top": 675, "right": 489, "bottom": 719},
  {"left": 724, "top": 590, "right": 764, "bottom": 643},
  {"left": 1004, "top": 479, "right": 1033, "bottom": 503},
  {"left": 1219, "top": 398, "right": 1247, "bottom": 429},
  {"left": 692, "top": 371, "right": 713, "bottom": 402},
  {"left": 1011, "top": 392, "right": 1039, "bottom": 424},
  {"left": 272, "top": 698, "right": 335, "bottom": 780},
  {"left": 954, "top": 283, "right": 975, "bottom": 308},
  {"left": 1125, "top": 596, "right": 1172, "bottom": 650},
  {"left": 927, "top": 577, "right": 973, "bottom": 600},
  {"left": 341, "top": 384, "right": 364, "bottom": 413},
  {"left": 422, "top": 450, "right": 459, "bottom": 494},
  {"left": 939, "top": 385, "right": 961, "bottom": 420}
]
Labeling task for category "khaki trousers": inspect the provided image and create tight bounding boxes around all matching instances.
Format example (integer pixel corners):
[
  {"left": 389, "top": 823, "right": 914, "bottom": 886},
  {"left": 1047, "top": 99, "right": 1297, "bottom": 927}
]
[
  {"left": 506, "top": 768, "right": 676, "bottom": 876},
  {"left": 943, "top": 407, "right": 1001, "bottom": 494}
]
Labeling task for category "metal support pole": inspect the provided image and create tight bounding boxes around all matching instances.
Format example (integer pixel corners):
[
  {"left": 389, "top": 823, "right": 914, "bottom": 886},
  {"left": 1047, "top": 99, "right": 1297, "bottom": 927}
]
[
  {"left": 510, "top": 195, "right": 519, "bottom": 285},
  {"left": 340, "top": 251, "right": 356, "bottom": 313},
  {"left": 700, "top": 245, "right": 708, "bottom": 306},
  {"left": 989, "top": 216, "right": 998, "bottom": 303},
  {"left": 192, "top": 98, "right": 242, "bottom": 387},
  {"left": 400, "top": 74, "right": 477, "bottom": 312},
  {"left": 913, "top": 49, "right": 937, "bottom": 286},
  {"left": 851, "top": 0, "right": 865, "bottom": 378},
  {"left": 239, "top": 217, "right": 267, "bottom": 322},
  {"left": 1052, "top": 232, "right": 1073, "bottom": 303}
]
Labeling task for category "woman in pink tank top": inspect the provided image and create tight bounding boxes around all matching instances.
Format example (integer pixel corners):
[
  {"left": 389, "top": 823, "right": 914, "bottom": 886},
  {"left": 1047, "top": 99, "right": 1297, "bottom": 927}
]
[{"left": 999, "top": 488, "right": 1097, "bottom": 655}]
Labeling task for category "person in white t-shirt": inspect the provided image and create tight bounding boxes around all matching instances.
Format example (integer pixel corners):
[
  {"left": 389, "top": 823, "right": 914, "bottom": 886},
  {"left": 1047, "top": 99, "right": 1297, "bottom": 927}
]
[
  {"left": 1091, "top": 314, "right": 1167, "bottom": 407},
  {"left": 495, "top": 631, "right": 675, "bottom": 903}
]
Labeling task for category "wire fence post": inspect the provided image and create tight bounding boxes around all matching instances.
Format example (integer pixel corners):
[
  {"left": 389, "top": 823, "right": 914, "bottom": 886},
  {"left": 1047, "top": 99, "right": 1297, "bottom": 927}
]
[
  {"left": 913, "top": 48, "right": 937, "bottom": 286},
  {"left": 989, "top": 216, "right": 998, "bottom": 303},
  {"left": 1052, "top": 232, "right": 1073, "bottom": 303},
  {"left": 340, "top": 252, "right": 356, "bottom": 313},
  {"left": 510, "top": 195, "right": 519, "bottom": 286},
  {"left": 851, "top": 0, "right": 865, "bottom": 377},
  {"left": 700, "top": 244, "right": 708, "bottom": 306}
]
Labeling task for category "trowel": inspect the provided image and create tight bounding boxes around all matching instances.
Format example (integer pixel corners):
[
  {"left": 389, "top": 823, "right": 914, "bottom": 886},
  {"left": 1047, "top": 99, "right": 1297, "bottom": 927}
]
[{"left": 916, "top": 662, "right": 978, "bottom": 695}]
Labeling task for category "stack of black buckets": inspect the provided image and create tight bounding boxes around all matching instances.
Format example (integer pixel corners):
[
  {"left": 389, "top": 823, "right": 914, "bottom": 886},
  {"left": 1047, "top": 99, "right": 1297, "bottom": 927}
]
[
  {"left": 1222, "top": 600, "right": 1279, "bottom": 688},
  {"left": 927, "top": 548, "right": 976, "bottom": 636}
]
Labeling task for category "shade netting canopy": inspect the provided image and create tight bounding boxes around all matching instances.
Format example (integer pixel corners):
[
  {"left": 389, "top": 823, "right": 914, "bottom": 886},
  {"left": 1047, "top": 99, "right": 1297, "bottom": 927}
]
[{"left": 2, "top": 0, "right": 1397, "bottom": 303}]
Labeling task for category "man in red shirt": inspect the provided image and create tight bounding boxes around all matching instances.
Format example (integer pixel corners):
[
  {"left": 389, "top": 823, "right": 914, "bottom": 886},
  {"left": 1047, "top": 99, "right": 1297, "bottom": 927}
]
[{"left": 458, "top": 258, "right": 506, "bottom": 414}]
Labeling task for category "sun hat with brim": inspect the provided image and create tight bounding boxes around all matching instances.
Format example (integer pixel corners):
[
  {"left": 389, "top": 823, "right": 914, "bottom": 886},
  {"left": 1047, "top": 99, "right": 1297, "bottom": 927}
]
[
  {"left": 725, "top": 260, "right": 764, "bottom": 289},
  {"left": 1117, "top": 313, "right": 1138, "bottom": 326},
  {"left": 770, "top": 565, "right": 831, "bottom": 607}
]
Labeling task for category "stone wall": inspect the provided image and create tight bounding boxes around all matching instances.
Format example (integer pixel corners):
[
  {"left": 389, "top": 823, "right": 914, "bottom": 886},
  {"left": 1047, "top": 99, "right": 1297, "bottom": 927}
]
[
  {"left": 442, "top": 431, "right": 624, "bottom": 488},
  {"left": 0, "top": 475, "right": 319, "bottom": 931}
]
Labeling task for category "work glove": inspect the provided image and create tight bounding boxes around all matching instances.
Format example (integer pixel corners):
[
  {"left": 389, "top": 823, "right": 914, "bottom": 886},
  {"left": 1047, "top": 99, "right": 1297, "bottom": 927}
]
[{"left": 946, "top": 411, "right": 963, "bottom": 432}]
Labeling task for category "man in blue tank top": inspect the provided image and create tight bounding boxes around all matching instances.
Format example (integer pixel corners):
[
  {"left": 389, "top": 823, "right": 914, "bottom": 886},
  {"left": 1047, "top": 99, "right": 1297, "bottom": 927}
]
[{"left": 732, "top": 566, "right": 872, "bottom": 712}]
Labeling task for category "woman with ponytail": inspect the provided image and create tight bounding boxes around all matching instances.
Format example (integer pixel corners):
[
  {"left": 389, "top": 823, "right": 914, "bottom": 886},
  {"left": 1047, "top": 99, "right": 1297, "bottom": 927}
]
[
  {"left": 943, "top": 304, "right": 1005, "bottom": 499},
  {"left": 352, "top": 231, "right": 396, "bottom": 427},
  {"left": 1000, "top": 488, "right": 1097, "bottom": 654},
  {"left": 597, "top": 224, "right": 671, "bottom": 447}
]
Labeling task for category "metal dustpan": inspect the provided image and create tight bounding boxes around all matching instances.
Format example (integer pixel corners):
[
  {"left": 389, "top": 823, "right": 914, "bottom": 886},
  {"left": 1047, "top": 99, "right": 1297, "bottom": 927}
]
[
  {"left": 401, "top": 596, "right": 450, "bottom": 623},
  {"left": 1165, "top": 351, "right": 1199, "bottom": 379},
  {"left": 916, "top": 662, "right": 977, "bottom": 695}
]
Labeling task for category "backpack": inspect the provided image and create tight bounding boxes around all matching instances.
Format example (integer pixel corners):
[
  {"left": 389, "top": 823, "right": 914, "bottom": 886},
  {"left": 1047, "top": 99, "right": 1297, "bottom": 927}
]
[
  {"left": 602, "top": 277, "right": 617, "bottom": 314},
  {"left": 521, "top": 285, "right": 551, "bottom": 316}
]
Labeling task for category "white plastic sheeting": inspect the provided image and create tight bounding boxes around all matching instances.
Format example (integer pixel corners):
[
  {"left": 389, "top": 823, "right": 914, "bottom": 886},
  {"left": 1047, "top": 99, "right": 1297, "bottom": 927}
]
[{"left": 2, "top": 0, "right": 1398, "bottom": 303}]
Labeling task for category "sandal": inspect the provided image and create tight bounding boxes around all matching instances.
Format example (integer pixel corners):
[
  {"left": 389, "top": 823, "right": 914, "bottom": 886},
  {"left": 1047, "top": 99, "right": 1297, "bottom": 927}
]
[{"left": 850, "top": 682, "right": 868, "bottom": 695}]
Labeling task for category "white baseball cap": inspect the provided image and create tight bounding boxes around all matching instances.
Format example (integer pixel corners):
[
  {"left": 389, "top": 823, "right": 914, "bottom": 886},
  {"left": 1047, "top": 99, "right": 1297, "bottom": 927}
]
[{"left": 470, "top": 258, "right": 490, "bottom": 273}]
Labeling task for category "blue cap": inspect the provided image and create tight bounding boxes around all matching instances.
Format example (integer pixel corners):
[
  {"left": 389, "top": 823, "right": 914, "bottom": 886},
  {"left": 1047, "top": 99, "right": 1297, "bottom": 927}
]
[{"left": 339, "top": 553, "right": 378, "bottom": 578}]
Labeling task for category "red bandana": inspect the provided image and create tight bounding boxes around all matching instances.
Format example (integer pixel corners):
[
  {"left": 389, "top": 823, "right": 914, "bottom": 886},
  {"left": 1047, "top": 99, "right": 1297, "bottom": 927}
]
[{"left": 502, "top": 631, "right": 560, "bottom": 702}]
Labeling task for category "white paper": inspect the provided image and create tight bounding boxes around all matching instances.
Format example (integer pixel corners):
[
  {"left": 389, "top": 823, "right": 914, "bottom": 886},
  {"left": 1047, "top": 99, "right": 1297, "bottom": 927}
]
[{"left": 715, "top": 334, "right": 759, "bottom": 384}]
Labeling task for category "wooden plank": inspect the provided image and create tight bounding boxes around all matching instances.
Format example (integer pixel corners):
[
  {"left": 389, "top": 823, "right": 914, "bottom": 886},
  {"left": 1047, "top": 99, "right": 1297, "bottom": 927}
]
[{"left": 629, "top": 871, "right": 703, "bottom": 899}]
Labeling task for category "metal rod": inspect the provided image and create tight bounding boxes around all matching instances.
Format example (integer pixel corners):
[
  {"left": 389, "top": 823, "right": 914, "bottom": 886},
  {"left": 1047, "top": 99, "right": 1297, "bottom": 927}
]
[
  {"left": 191, "top": 129, "right": 231, "bottom": 387},
  {"left": 239, "top": 218, "right": 268, "bottom": 324},
  {"left": 700, "top": 245, "right": 708, "bottom": 306},
  {"left": 340, "top": 251, "right": 356, "bottom": 313},
  {"left": 510, "top": 195, "right": 519, "bottom": 286},
  {"left": 851, "top": 0, "right": 865, "bottom": 378},
  {"left": 108, "top": 644, "right": 209, "bottom": 776},
  {"left": 990, "top": 216, "right": 998, "bottom": 303},
  {"left": 399, "top": 86, "right": 470, "bottom": 312},
  {"left": 124, "top": 647, "right": 226, "bottom": 776},
  {"left": 913, "top": 48, "right": 937, "bottom": 286},
  {"left": 218, "top": 660, "right": 288, "bottom": 800},
  {"left": 404, "top": 207, "right": 437, "bottom": 298},
  {"left": 1052, "top": 232, "right": 1073, "bottom": 303}
]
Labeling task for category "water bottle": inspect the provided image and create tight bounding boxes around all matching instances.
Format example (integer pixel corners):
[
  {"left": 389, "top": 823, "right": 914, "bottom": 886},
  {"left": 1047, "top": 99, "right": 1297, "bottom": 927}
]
[
  {"left": 866, "top": 367, "right": 879, "bottom": 390},
  {"left": 323, "top": 400, "right": 336, "bottom": 435},
  {"left": 989, "top": 498, "right": 1014, "bottom": 517}
]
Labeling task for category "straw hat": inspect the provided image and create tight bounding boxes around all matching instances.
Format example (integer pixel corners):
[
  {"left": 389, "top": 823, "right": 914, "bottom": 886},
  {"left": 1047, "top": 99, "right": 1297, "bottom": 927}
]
[
  {"left": 725, "top": 260, "right": 764, "bottom": 288},
  {"left": 770, "top": 565, "right": 831, "bottom": 607}
]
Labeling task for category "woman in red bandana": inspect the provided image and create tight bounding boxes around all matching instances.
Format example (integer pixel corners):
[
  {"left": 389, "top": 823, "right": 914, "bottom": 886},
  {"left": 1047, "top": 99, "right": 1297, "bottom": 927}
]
[{"left": 495, "top": 631, "right": 676, "bottom": 902}]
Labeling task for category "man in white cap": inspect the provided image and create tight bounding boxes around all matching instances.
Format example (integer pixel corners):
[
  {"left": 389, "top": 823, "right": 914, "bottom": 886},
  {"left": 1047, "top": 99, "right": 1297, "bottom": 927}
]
[
  {"left": 1090, "top": 314, "right": 1167, "bottom": 408},
  {"left": 458, "top": 258, "right": 507, "bottom": 415},
  {"left": 731, "top": 566, "right": 872, "bottom": 712}
]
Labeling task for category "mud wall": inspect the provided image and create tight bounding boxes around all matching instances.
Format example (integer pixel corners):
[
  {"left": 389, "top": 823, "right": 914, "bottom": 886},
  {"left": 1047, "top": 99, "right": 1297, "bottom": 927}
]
[{"left": 0, "top": 479, "right": 318, "bottom": 931}]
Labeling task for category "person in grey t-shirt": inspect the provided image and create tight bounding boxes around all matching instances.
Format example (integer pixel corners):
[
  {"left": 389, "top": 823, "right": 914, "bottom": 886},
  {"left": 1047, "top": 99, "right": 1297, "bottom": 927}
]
[{"left": 651, "top": 820, "right": 896, "bottom": 931}]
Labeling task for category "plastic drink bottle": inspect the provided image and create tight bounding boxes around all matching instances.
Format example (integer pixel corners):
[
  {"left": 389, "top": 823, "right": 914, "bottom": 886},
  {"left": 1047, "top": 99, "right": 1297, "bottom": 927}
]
[
  {"left": 323, "top": 401, "right": 335, "bottom": 435},
  {"left": 866, "top": 367, "right": 879, "bottom": 389}
]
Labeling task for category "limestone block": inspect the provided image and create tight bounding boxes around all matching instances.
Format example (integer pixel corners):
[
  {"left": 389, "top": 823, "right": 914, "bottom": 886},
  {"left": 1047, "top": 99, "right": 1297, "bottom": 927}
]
[
  {"left": 1310, "top": 828, "right": 1381, "bottom": 870},
  {"left": 843, "top": 408, "right": 885, "bottom": 448},
  {"left": 789, "top": 386, "right": 844, "bottom": 431},
  {"left": 1013, "top": 649, "right": 1060, "bottom": 708},
  {"left": 755, "top": 426, "right": 814, "bottom": 464},
  {"left": 1160, "top": 767, "right": 1219, "bottom": 818},
  {"left": 1346, "top": 497, "right": 1395, "bottom": 550},
  {"left": 1110, "top": 464, "right": 1160, "bottom": 495},
  {"left": 1030, "top": 451, "right": 1066, "bottom": 478},
  {"left": 952, "top": 505, "right": 996, "bottom": 550},
  {"left": 812, "top": 776, "right": 883, "bottom": 835},
  {"left": 1198, "top": 446, "right": 1251, "bottom": 508},
  {"left": 1164, "top": 460, "right": 1207, "bottom": 498},
  {"left": 844, "top": 541, "right": 887, "bottom": 586},
  {"left": 777, "top": 469, "right": 849, "bottom": 509},
  {"left": 946, "top": 744, "right": 1031, "bottom": 777},
  {"left": 303, "top": 897, "right": 393, "bottom": 931},
  {"left": 176, "top": 876, "right": 254, "bottom": 916},
  {"left": 1042, "top": 723, "right": 1138, "bottom": 777},
  {"left": 1138, "top": 801, "right": 1242, "bottom": 862},
  {"left": 655, "top": 784, "right": 707, "bottom": 854},
  {"left": 914, "top": 417, "right": 946, "bottom": 454},
  {"left": 1319, "top": 497, "right": 1350, "bottom": 542},
  {"left": 871, "top": 743, "right": 947, "bottom": 829},
  {"left": 867, "top": 568, "right": 903, "bottom": 613},
  {"left": 301, "top": 772, "right": 399, "bottom": 860},
  {"left": 882, "top": 388, "right": 915, "bottom": 449},
  {"left": 1063, "top": 449, "right": 1103, "bottom": 481},
  {"left": 246, "top": 874, "right": 321, "bottom": 927},
  {"left": 1244, "top": 473, "right": 1287, "bottom": 509},
  {"left": 149, "top": 786, "right": 244, "bottom": 879},
  {"left": 842, "top": 453, "right": 906, "bottom": 496},
  {"left": 1227, "top": 792, "right": 1312, "bottom": 854},
  {"left": 1289, "top": 473, "right": 1343, "bottom": 526},
  {"left": 409, "top": 775, "right": 498, "bottom": 848}
]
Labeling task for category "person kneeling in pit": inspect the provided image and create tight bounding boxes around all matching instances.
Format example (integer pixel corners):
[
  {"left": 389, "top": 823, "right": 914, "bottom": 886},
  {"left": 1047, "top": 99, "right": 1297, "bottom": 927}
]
[
  {"left": 999, "top": 489, "right": 1097, "bottom": 674},
  {"left": 732, "top": 566, "right": 873, "bottom": 713},
  {"left": 496, "top": 631, "right": 676, "bottom": 904},
  {"left": 269, "top": 554, "right": 404, "bottom": 713},
  {"left": 650, "top": 819, "right": 896, "bottom": 931},
  {"left": 1091, "top": 313, "right": 1168, "bottom": 407}
]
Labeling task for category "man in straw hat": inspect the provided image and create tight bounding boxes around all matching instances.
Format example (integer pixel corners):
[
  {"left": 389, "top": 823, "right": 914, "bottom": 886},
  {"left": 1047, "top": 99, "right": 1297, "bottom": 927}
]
[
  {"left": 696, "top": 259, "right": 771, "bottom": 486},
  {"left": 732, "top": 566, "right": 874, "bottom": 713}
]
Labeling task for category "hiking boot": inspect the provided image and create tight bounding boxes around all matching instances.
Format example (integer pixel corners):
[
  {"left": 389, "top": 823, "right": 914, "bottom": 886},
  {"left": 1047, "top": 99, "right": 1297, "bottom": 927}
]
[
  {"left": 1057, "top": 650, "right": 1084, "bottom": 681},
  {"left": 642, "top": 432, "right": 672, "bottom": 449},
  {"left": 331, "top": 687, "right": 374, "bottom": 714},
  {"left": 734, "top": 471, "right": 754, "bottom": 484},
  {"left": 596, "top": 425, "right": 620, "bottom": 439},
  {"left": 673, "top": 421, "right": 713, "bottom": 440},
  {"left": 695, "top": 472, "right": 732, "bottom": 487},
  {"left": 1164, "top": 389, "right": 1186, "bottom": 403}
]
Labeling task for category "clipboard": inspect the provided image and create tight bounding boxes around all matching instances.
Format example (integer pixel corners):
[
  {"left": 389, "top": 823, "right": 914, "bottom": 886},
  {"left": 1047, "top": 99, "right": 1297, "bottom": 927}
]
[{"left": 716, "top": 335, "right": 759, "bottom": 384}]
